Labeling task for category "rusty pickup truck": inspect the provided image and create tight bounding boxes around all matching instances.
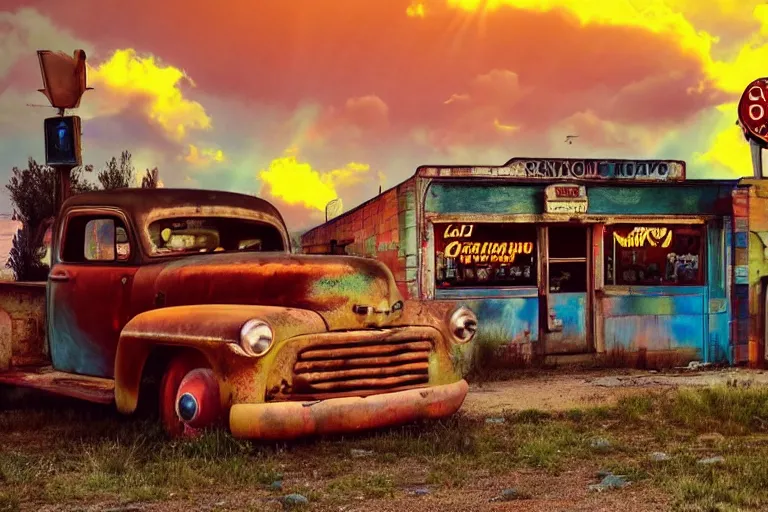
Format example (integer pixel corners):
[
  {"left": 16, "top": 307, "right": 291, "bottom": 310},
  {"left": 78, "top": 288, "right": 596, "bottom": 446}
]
[{"left": 0, "top": 188, "right": 477, "bottom": 439}]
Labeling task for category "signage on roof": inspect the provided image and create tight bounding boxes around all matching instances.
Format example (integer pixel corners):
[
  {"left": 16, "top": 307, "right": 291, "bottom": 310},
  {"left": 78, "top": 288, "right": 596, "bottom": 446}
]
[
  {"left": 505, "top": 158, "right": 685, "bottom": 181},
  {"left": 430, "top": 158, "right": 686, "bottom": 181},
  {"left": 738, "top": 77, "right": 768, "bottom": 147}
]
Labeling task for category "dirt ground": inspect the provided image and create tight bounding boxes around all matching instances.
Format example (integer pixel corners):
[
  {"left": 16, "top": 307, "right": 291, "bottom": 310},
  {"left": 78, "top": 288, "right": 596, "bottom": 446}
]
[
  {"left": 4, "top": 367, "right": 767, "bottom": 512},
  {"left": 463, "top": 367, "right": 768, "bottom": 416}
]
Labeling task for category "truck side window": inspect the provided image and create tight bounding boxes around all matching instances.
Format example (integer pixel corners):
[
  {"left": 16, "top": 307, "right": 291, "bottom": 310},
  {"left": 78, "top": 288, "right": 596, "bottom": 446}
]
[
  {"left": 62, "top": 215, "right": 131, "bottom": 263},
  {"left": 84, "top": 219, "right": 116, "bottom": 261}
]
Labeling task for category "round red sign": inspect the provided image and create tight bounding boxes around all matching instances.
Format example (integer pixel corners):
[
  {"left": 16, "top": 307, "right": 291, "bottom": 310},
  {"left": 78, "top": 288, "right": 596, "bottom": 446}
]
[{"left": 738, "top": 77, "right": 768, "bottom": 147}]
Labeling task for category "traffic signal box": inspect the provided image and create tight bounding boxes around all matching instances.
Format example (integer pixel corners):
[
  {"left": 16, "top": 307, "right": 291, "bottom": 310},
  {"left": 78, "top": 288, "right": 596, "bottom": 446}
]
[{"left": 44, "top": 115, "right": 82, "bottom": 167}]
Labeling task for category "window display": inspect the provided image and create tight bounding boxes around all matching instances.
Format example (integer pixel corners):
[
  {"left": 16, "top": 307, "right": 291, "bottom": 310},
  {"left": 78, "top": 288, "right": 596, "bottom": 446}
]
[
  {"left": 604, "top": 225, "right": 705, "bottom": 286},
  {"left": 434, "top": 223, "right": 537, "bottom": 288}
]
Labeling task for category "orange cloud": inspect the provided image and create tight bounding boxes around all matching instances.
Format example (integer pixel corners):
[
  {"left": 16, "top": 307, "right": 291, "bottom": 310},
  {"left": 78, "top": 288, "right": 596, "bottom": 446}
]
[
  {"left": 88, "top": 49, "right": 212, "bottom": 141},
  {"left": 428, "top": 69, "right": 528, "bottom": 146},
  {"left": 429, "top": 0, "right": 766, "bottom": 172},
  {"left": 307, "top": 95, "right": 390, "bottom": 145},
  {"left": 258, "top": 148, "right": 371, "bottom": 211}
]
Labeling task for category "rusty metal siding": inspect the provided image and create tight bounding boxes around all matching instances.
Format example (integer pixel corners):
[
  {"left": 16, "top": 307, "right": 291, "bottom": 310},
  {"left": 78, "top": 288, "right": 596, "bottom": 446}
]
[
  {"left": 738, "top": 180, "right": 768, "bottom": 366},
  {"left": 600, "top": 288, "right": 706, "bottom": 359},
  {"left": 421, "top": 180, "right": 735, "bottom": 362},
  {"left": 707, "top": 219, "right": 731, "bottom": 363}
]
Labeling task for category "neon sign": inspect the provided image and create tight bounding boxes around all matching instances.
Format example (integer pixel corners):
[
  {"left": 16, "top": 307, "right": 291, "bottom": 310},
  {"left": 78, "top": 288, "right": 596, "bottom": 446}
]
[
  {"left": 444, "top": 240, "right": 534, "bottom": 264},
  {"left": 613, "top": 227, "right": 673, "bottom": 248},
  {"left": 440, "top": 223, "right": 535, "bottom": 263},
  {"left": 443, "top": 224, "right": 474, "bottom": 238}
]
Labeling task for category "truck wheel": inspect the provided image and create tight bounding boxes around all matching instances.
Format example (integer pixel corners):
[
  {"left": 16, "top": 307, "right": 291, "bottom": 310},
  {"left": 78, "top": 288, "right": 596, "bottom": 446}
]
[{"left": 159, "top": 352, "right": 212, "bottom": 438}]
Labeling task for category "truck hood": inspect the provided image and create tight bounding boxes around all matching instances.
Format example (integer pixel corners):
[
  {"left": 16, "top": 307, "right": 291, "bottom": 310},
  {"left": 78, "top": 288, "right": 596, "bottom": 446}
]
[{"left": 135, "top": 252, "right": 405, "bottom": 330}]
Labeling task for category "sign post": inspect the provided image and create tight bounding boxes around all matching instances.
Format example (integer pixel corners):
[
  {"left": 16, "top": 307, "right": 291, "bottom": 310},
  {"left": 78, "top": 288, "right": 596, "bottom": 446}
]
[
  {"left": 737, "top": 77, "right": 768, "bottom": 179},
  {"left": 36, "top": 49, "right": 91, "bottom": 212}
]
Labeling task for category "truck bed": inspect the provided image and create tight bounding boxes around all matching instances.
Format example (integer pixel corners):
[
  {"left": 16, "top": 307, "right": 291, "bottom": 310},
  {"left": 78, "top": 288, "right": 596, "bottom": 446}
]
[{"left": 0, "top": 281, "right": 49, "bottom": 371}]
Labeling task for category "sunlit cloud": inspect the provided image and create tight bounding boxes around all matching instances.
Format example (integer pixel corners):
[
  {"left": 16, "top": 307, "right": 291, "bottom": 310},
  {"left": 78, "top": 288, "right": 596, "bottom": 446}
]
[
  {"left": 258, "top": 147, "right": 371, "bottom": 211},
  {"left": 183, "top": 144, "right": 226, "bottom": 167},
  {"left": 88, "top": 49, "right": 212, "bottom": 141}
]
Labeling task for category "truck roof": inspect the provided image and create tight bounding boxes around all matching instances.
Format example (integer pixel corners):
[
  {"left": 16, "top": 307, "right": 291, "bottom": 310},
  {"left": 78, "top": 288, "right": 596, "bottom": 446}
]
[{"left": 61, "top": 188, "right": 287, "bottom": 228}]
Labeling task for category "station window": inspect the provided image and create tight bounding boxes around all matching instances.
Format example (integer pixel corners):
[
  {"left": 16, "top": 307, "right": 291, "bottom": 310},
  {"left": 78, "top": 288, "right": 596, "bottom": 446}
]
[
  {"left": 434, "top": 222, "right": 537, "bottom": 288},
  {"left": 604, "top": 224, "right": 705, "bottom": 286}
]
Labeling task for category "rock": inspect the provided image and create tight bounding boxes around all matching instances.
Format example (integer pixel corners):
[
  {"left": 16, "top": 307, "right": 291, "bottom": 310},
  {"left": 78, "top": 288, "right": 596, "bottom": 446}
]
[
  {"left": 489, "top": 488, "right": 526, "bottom": 502},
  {"left": 697, "top": 433, "right": 725, "bottom": 443},
  {"left": 697, "top": 456, "right": 725, "bottom": 465},
  {"left": 589, "top": 474, "right": 630, "bottom": 492},
  {"left": 590, "top": 438, "right": 612, "bottom": 451},
  {"left": 412, "top": 488, "right": 430, "bottom": 496},
  {"left": 500, "top": 489, "right": 519, "bottom": 501},
  {"left": 350, "top": 449, "right": 374, "bottom": 458},
  {"left": 485, "top": 417, "right": 505, "bottom": 424},
  {"left": 282, "top": 494, "right": 309, "bottom": 509},
  {"left": 270, "top": 480, "right": 284, "bottom": 491},
  {"left": 650, "top": 452, "right": 670, "bottom": 462}
]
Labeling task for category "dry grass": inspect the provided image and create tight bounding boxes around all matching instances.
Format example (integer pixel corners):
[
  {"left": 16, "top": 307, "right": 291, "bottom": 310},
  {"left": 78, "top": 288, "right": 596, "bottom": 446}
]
[{"left": 2, "top": 385, "right": 768, "bottom": 510}]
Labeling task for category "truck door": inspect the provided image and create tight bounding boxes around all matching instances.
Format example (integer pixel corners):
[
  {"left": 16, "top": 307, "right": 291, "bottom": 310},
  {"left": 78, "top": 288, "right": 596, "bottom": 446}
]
[{"left": 48, "top": 210, "right": 139, "bottom": 378}]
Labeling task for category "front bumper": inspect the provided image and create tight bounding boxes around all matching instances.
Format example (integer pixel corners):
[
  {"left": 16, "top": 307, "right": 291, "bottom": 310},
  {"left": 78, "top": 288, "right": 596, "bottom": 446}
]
[{"left": 228, "top": 379, "right": 469, "bottom": 440}]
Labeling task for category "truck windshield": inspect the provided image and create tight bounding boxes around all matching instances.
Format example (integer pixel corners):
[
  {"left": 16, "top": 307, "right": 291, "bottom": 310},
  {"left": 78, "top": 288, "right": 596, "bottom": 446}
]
[{"left": 147, "top": 217, "right": 285, "bottom": 256}]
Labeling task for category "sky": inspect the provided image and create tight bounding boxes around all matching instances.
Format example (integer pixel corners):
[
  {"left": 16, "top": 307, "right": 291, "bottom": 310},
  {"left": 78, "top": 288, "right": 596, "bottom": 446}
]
[{"left": 0, "top": 0, "right": 766, "bottom": 231}]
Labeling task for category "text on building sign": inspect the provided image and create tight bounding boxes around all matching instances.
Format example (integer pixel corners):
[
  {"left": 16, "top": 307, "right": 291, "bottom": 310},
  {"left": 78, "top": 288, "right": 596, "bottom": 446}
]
[
  {"left": 443, "top": 224, "right": 474, "bottom": 239},
  {"left": 547, "top": 202, "right": 587, "bottom": 214},
  {"left": 444, "top": 240, "right": 534, "bottom": 265},
  {"left": 506, "top": 158, "right": 685, "bottom": 181},
  {"left": 613, "top": 227, "right": 673, "bottom": 249},
  {"left": 554, "top": 186, "right": 580, "bottom": 198}
]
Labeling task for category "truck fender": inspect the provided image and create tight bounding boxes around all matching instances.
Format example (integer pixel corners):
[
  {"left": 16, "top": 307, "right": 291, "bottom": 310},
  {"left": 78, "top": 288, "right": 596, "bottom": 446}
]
[{"left": 114, "top": 304, "right": 327, "bottom": 414}]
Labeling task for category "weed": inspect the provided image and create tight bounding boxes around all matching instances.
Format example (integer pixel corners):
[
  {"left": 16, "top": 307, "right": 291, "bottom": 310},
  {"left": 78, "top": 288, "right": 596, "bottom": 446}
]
[
  {"left": 0, "top": 491, "right": 20, "bottom": 512},
  {"left": 514, "top": 423, "right": 584, "bottom": 470},
  {"left": 665, "top": 386, "right": 768, "bottom": 434},
  {"left": 326, "top": 472, "right": 396, "bottom": 500},
  {"left": 426, "top": 456, "right": 469, "bottom": 488},
  {"left": 616, "top": 394, "right": 655, "bottom": 421},
  {"left": 509, "top": 409, "right": 552, "bottom": 424}
]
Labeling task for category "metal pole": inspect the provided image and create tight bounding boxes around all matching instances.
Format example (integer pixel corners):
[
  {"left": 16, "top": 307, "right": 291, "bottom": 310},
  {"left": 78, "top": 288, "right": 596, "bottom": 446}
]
[
  {"left": 54, "top": 164, "right": 73, "bottom": 213},
  {"left": 750, "top": 139, "right": 764, "bottom": 179}
]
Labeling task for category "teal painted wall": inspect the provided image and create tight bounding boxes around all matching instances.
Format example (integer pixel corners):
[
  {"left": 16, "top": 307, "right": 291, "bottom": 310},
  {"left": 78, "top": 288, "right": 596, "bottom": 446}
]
[
  {"left": 425, "top": 182, "right": 732, "bottom": 216},
  {"left": 424, "top": 180, "right": 734, "bottom": 363}
]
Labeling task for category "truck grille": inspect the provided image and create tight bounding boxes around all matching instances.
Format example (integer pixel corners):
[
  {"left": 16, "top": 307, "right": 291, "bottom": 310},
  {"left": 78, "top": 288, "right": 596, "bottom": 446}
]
[{"left": 290, "top": 338, "right": 431, "bottom": 397}]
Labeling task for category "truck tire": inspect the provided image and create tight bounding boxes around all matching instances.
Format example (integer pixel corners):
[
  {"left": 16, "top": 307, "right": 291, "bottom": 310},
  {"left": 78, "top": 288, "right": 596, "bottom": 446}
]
[{"left": 159, "top": 351, "right": 210, "bottom": 438}]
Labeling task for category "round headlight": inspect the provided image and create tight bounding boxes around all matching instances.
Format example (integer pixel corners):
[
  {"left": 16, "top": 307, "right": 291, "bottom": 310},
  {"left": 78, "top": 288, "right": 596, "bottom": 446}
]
[
  {"left": 449, "top": 306, "right": 478, "bottom": 344},
  {"left": 240, "top": 319, "right": 274, "bottom": 357}
]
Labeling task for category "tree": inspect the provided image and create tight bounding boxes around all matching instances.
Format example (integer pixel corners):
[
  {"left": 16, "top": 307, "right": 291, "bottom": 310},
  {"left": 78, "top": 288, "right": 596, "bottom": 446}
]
[
  {"left": 141, "top": 167, "right": 160, "bottom": 188},
  {"left": 5, "top": 158, "right": 95, "bottom": 280},
  {"left": 6, "top": 224, "right": 48, "bottom": 281},
  {"left": 97, "top": 150, "right": 134, "bottom": 190},
  {"left": 6, "top": 151, "right": 161, "bottom": 280}
]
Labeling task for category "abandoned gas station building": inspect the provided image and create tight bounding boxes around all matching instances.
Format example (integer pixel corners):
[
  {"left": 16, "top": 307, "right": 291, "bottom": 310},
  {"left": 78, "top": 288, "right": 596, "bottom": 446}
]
[{"left": 300, "top": 157, "right": 768, "bottom": 367}]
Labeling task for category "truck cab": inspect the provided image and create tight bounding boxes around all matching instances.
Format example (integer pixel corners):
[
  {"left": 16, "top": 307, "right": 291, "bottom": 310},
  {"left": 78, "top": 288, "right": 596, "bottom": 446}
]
[{"left": 0, "top": 188, "right": 477, "bottom": 439}]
